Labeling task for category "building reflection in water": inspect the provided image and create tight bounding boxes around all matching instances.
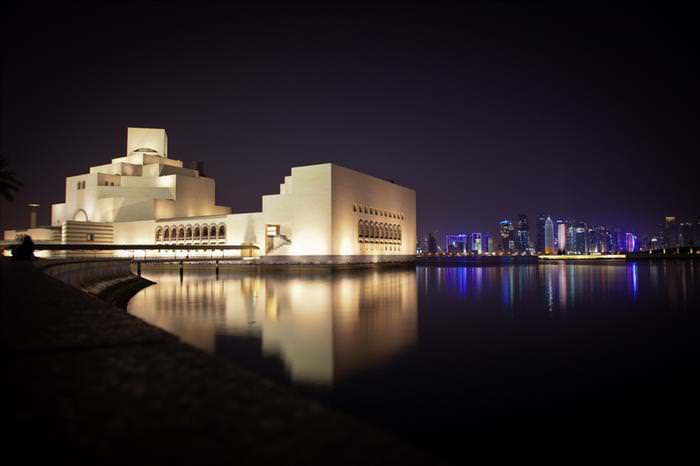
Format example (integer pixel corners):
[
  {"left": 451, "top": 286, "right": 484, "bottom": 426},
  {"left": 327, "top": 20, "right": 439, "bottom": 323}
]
[{"left": 128, "top": 268, "right": 417, "bottom": 387}]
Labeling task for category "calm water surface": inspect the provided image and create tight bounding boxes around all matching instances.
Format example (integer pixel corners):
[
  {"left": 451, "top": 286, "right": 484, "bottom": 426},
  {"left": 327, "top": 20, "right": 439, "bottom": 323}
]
[{"left": 128, "top": 262, "right": 700, "bottom": 459}]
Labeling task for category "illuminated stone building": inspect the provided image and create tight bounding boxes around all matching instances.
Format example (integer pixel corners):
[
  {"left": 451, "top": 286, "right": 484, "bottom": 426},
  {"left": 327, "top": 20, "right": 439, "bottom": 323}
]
[{"left": 4, "top": 128, "right": 416, "bottom": 263}]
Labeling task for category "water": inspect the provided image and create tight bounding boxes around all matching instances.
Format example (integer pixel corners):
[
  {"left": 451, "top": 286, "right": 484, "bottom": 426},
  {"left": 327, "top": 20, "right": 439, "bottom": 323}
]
[{"left": 128, "top": 262, "right": 700, "bottom": 460}]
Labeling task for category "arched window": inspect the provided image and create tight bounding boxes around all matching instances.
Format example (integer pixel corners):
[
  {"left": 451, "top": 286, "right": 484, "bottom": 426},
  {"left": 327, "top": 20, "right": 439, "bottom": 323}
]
[
  {"left": 363, "top": 206, "right": 368, "bottom": 214},
  {"left": 194, "top": 226, "right": 200, "bottom": 238},
  {"left": 73, "top": 209, "right": 88, "bottom": 222},
  {"left": 218, "top": 225, "right": 226, "bottom": 240},
  {"left": 202, "top": 227, "right": 209, "bottom": 240},
  {"left": 353, "top": 205, "right": 357, "bottom": 212},
  {"left": 155, "top": 228, "right": 163, "bottom": 242},
  {"left": 163, "top": 228, "right": 170, "bottom": 241},
  {"left": 398, "top": 226, "right": 402, "bottom": 241},
  {"left": 210, "top": 225, "right": 217, "bottom": 238},
  {"left": 358, "top": 220, "right": 363, "bottom": 238},
  {"left": 185, "top": 226, "right": 192, "bottom": 240},
  {"left": 178, "top": 227, "right": 185, "bottom": 240}
]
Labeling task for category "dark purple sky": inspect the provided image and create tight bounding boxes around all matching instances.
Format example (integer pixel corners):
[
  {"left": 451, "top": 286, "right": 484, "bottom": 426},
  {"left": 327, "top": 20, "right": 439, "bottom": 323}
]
[{"left": 2, "top": 2, "right": 698, "bottom": 239}]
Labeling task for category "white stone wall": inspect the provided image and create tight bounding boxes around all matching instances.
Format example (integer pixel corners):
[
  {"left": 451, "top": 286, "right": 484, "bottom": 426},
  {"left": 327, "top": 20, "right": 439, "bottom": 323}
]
[
  {"left": 330, "top": 164, "right": 416, "bottom": 256},
  {"left": 261, "top": 164, "right": 333, "bottom": 256},
  {"left": 126, "top": 127, "right": 168, "bottom": 157},
  {"left": 113, "top": 219, "right": 156, "bottom": 244}
]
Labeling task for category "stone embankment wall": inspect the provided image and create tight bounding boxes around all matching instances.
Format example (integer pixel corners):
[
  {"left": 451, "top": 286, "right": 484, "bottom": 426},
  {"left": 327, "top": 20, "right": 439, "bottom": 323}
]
[{"left": 37, "top": 258, "right": 142, "bottom": 297}]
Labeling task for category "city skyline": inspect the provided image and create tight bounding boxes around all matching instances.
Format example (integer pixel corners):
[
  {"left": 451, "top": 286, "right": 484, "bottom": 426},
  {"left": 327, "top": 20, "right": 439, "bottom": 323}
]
[{"left": 430, "top": 213, "right": 699, "bottom": 254}]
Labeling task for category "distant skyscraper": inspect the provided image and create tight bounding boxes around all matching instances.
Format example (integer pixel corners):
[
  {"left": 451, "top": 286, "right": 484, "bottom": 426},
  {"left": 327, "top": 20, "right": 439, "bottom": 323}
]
[
  {"left": 516, "top": 214, "right": 529, "bottom": 252},
  {"left": 613, "top": 228, "right": 624, "bottom": 252},
  {"left": 427, "top": 233, "right": 438, "bottom": 254},
  {"left": 446, "top": 233, "right": 468, "bottom": 254},
  {"left": 556, "top": 220, "right": 566, "bottom": 253},
  {"left": 544, "top": 216, "right": 554, "bottom": 254},
  {"left": 483, "top": 232, "right": 493, "bottom": 253},
  {"left": 625, "top": 233, "right": 638, "bottom": 253},
  {"left": 536, "top": 213, "right": 546, "bottom": 253},
  {"left": 663, "top": 216, "right": 679, "bottom": 248},
  {"left": 468, "top": 232, "right": 482, "bottom": 254},
  {"left": 499, "top": 220, "right": 515, "bottom": 253},
  {"left": 679, "top": 222, "right": 694, "bottom": 247},
  {"left": 590, "top": 225, "right": 613, "bottom": 253},
  {"left": 574, "top": 222, "right": 587, "bottom": 253},
  {"left": 566, "top": 223, "right": 577, "bottom": 254}
]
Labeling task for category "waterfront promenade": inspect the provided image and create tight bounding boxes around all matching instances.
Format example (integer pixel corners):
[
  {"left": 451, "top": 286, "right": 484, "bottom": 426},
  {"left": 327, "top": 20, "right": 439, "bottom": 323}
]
[{"left": 1, "top": 258, "right": 433, "bottom": 465}]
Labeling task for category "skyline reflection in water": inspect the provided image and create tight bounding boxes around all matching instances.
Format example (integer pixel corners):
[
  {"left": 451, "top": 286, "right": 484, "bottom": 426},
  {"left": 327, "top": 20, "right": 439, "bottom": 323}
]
[
  {"left": 128, "top": 261, "right": 699, "bottom": 459},
  {"left": 128, "top": 268, "right": 417, "bottom": 386}
]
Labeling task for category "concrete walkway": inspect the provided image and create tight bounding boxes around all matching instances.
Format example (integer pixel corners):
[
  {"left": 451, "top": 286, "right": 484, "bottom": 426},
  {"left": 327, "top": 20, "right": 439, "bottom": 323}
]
[{"left": 1, "top": 258, "right": 435, "bottom": 465}]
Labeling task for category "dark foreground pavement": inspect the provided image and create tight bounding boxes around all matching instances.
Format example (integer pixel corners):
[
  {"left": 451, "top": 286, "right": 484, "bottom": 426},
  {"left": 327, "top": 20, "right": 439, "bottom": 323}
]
[{"left": 1, "top": 258, "right": 435, "bottom": 465}]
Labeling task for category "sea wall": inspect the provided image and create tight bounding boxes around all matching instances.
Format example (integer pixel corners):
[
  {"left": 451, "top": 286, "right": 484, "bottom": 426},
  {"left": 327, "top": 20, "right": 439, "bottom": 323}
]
[{"left": 37, "top": 258, "right": 148, "bottom": 298}]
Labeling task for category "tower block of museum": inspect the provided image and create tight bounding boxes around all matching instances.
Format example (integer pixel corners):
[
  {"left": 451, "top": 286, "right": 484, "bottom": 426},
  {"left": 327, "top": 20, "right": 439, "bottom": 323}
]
[
  {"left": 6, "top": 127, "right": 416, "bottom": 263},
  {"left": 51, "top": 128, "right": 231, "bottom": 227}
]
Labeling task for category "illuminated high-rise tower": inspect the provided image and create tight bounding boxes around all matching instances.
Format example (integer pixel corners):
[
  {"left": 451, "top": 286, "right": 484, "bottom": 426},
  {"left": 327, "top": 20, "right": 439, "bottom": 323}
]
[
  {"left": 499, "top": 220, "right": 515, "bottom": 253},
  {"left": 544, "top": 216, "right": 555, "bottom": 254},
  {"left": 516, "top": 214, "right": 529, "bottom": 252},
  {"left": 536, "top": 213, "right": 546, "bottom": 253},
  {"left": 556, "top": 219, "right": 566, "bottom": 253}
]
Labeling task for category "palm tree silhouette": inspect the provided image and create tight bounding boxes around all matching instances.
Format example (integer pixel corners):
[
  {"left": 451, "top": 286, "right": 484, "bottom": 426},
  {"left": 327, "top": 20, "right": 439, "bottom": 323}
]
[{"left": 0, "top": 153, "right": 22, "bottom": 200}]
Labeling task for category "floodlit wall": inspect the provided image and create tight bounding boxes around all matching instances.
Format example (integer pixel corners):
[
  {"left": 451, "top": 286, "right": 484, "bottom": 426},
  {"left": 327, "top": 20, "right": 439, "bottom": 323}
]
[
  {"left": 113, "top": 219, "right": 157, "bottom": 244},
  {"left": 62, "top": 221, "right": 114, "bottom": 244},
  {"left": 4, "top": 227, "right": 59, "bottom": 241},
  {"left": 51, "top": 204, "right": 66, "bottom": 227},
  {"left": 330, "top": 164, "right": 416, "bottom": 256},
  {"left": 261, "top": 164, "right": 333, "bottom": 256},
  {"left": 126, "top": 127, "right": 168, "bottom": 157},
  {"left": 173, "top": 175, "right": 231, "bottom": 219},
  {"left": 225, "top": 213, "right": 265, "bottom": 249}
]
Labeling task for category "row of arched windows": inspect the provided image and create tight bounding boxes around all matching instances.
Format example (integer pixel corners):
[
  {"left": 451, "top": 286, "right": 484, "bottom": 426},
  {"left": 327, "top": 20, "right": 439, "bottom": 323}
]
[
  {"left": 155, "top": 224, "right": 226, "bottom": 243},
  {"left": 353, "top": 204, "right": 404, "bottom": 220},
  {"left": 358, "top": 220, "right": 402, "bottom": 243}
]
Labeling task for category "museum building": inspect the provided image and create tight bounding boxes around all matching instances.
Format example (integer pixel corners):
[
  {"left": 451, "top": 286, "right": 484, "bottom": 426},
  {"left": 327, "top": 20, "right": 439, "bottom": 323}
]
[{"left": 5, "top": 128, "right": 416, "bottom": 263}]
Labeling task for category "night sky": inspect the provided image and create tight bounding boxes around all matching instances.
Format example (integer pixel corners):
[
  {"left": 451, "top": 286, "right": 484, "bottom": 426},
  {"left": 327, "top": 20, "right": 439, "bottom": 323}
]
[{"left": 2, "top": 2, "right": 698, "bottom": 239}]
